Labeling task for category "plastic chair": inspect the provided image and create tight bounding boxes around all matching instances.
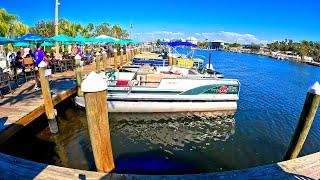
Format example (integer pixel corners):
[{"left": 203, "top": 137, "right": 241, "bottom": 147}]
[{"left": 22, "top": 57, "right": 36, "bottom": 81}]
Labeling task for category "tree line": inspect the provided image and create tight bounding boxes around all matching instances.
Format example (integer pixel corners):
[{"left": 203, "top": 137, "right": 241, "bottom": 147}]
[
  {"left": 0, "top": 8, "right": 129, "bottom": 39},
  {"left": 267, "top": 39, "right": 320, "bottom": 58}
]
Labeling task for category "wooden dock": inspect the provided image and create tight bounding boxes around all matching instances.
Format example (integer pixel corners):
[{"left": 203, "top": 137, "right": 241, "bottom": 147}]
[
  {"left": 0, "top": 151, "right": 319, "bottom": 179},
  {"left": 0, "top": 64, "right": 96, "bottom": 143}
]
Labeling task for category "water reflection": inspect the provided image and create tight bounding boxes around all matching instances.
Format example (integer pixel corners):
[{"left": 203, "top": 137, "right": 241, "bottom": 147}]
[
  {"left": 111, "top": 113, "right": 235, "bottom": 148},
  {"left": 110, "top": 112, "right": 236, "bottom": 174}
]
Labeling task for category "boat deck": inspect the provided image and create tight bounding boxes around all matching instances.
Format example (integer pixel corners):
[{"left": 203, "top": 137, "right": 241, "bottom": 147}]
[{"left": 134, "top": 52, "right": 165, "bottom": 60}]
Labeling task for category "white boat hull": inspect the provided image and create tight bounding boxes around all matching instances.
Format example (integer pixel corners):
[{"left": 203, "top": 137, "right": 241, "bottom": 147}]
[{"left": 74, "top": 96, "right": 237, "bottom": 114}]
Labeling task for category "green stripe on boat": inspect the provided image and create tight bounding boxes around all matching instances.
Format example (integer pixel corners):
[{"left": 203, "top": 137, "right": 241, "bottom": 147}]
[{"left": 180, "top": 85, "right": 239, "bottom": 95}]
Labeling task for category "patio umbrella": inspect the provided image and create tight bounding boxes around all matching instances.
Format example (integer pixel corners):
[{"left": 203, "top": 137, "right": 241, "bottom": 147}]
[
  {"left": 115, "top": 39, "right": 130, "bottom": 45},
  {"left": 15, "top": 33, "right": 48, "bottom": 42},
  {"left": 0, "top": 37, "right": 14, "bottom": 45},
  {"left": 41, "top": 42, "right": 55, "bottom": 47},
  {"left": 13, "top": 42, "right": 34, "bottom": 47},
  {"left": 95, "top": 35, "right": 118, "bottom": 43},
  {"left": 73, "top": 35, "right": 89, "bottom": 43},
  {"left": 126, "top": 39, "right": 140, "bottom": 45},
  {"left": 50, "top": 34, "right": 74, "bottom": 42},
  {"left": 41, "top": 42, "right": 55, "bottom": 51}
]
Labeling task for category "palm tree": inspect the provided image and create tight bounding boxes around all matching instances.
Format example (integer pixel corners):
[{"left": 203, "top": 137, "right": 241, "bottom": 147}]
[
  {"left": 13, "top": 21, "right": 29, "bottom": 37},
  {"left": 30, "top": 20, "right": 54, "bottom": 37},
  {"left": 0, "top": 8, "right": 18, "bottom": 37},
  {"left": 94, "top": 23, "right": 111, "bottom": 36}
]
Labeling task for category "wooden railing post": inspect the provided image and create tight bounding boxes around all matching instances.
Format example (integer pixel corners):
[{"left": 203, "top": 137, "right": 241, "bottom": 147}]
[
  {"left": 113, "top": 49, "right": 118, "bottom": 69},
  {"left": 38, "top": 65, "right": 58, "bottom": 134},
  {"left": 120, "top": 48, "right": 124, "bottom": 66},
  {"left": 284, "top": 81, "right": 320, "bottom": 160},
  {"left": 102, "top": 51, "right": 107, "bottom": 71},
  {"left": 81, "top": 71, "right": 115, "bottom": 172},
  {"left": 75, "top": 54, "right": 83, "bottom": 97},
  {"left": 95, "top": 52, "right": 101, "bottom": 73}
]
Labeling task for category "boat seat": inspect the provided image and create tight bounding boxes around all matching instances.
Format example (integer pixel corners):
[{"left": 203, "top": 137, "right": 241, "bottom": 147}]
[{"left": 144, "top": 73, "right": 181, "bottom": 87}]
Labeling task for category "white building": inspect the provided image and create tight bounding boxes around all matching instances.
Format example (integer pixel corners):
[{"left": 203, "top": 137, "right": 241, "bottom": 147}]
[{"left": 186, "top": 37, "right": 198, "bottom": 45}]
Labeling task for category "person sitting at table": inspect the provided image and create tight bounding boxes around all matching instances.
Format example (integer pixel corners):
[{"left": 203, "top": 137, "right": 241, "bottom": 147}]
[
  {"left": 11, "top": 51, "right": 25, "bottom": 82},
  {"left": 26, "top": 50, "right": 34, "bottom": 59}
]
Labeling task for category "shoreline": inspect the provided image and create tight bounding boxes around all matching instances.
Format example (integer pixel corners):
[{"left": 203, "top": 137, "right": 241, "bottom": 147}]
[{"left": 222, "top": 49, "right": 320, "bottom": 67}]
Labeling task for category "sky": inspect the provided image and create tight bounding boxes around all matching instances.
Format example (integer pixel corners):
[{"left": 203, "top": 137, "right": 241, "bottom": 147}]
[{"left": 1, "top": 0, "right": 320, "bottom": 43}]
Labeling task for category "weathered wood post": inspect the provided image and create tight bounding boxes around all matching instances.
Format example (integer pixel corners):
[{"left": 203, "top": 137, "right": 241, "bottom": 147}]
[
  {"left": 284, "top": 81, "right": 320, "bottom": 160},
  {"left": 96, "top": 52, "right": 101, "bottom": 73},
  {"left": 81, "top": 71, "right": 115, "bottom": 172},
  {"left": 126, "top": 47, "right": 130, "bottom": 64},
  {"left": 127, "top": 48, "right": 132, "bottom": 62},
  {"left": 113, "top": 49, "right": 118, "bottom": 69},
  {"left": 38, "top": 63, "right": 58, "bottom": 133},
  {"left": 168, "top": 54, "right": 174, "bottom": 66},
  {"left": 120, "top": 48, "right": 124, "bottom": 66},
  {"left": 102, "top": 51, "right": 107, "bottom": 71},
  {"left": 75, "top": 54, "right": 83, "bottom": 97}
]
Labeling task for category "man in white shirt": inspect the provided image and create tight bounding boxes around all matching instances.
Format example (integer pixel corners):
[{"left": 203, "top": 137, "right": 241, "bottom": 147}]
[{"left": 0, "top": 45, "right": 7, "bottom": 69}]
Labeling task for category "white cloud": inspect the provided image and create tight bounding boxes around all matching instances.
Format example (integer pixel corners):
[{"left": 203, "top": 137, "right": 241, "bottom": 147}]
[
  {"left": 133, "top": 31, "right": 184, "bottom": 42},
  {"left": 195, "top": 31, "right": 269, "bottom": 44},
  {"left": 133, "top": 30, "right": 269, "bottom": 44}
]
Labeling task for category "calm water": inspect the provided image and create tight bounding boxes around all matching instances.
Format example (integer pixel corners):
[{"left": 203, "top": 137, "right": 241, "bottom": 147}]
[{"left": 0, "top": 50, "right": 319, "bottom": 175}]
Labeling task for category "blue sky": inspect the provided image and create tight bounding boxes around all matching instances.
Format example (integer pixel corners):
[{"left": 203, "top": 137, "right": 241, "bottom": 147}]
[{"left": 1, "top": 0, "right": 319, "bottom": 43}]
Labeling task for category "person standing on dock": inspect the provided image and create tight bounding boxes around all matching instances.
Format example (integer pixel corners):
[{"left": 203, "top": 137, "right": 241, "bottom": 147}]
[
  {"left": 76, "top": 44, "right": 83, "bottom": 58},
  {"left": 34, "top": 44, "right": 47, "bottom": 91}
]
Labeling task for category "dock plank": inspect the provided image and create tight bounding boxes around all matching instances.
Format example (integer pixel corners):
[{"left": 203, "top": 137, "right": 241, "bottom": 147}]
[{"left": 0, "top": 152, "right": 319, "bottom": 179}]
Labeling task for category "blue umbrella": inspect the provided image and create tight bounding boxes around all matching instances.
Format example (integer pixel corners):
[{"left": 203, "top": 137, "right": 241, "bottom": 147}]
[
  {"left": 127, "top": 39, "right": 140, "bottom": 45},
  {"left": 15, "top": 33, "right": 48, "bottom": 42},
  {"left": 51, "top": 34, "right": 74, "bottom": 42},
  {"left": 0, "top": 37, "right": 14, "bottom": 45},
  {"left": 14, "top": 42, "right": 34, "bottom": 47},
  {"left": 41, "top": 42, "right": 55, "bottom": 47},
  {"left": 73, "top": 35, "right": 89, "bottom": 43}
]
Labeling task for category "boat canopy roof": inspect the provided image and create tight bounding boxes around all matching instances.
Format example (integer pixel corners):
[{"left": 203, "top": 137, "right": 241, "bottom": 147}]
[{"left": 167, "top": 41, "right": 197, "bottom": 47}]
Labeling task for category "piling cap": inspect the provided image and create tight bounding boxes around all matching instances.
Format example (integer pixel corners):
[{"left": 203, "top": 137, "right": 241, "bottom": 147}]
[
  {"left": 120, "top": 48, "right": 124, "bottom": 52},
  {"left": 75, "top": 54, "right": 81, "bottom": 60},
  {"left": 102, "top": 51, "right": 106, "bottom": 54},
  {"left": 113, "top": 49, "right": 118, "bottom": 53},
  {"left": 81, "top": 71, "right": 108, "bottom": 93},
  {"left": 308, "top": 81, "right": 320, "bottom": 95}
]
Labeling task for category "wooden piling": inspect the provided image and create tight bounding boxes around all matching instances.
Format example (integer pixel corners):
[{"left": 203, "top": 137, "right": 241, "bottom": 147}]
[
  {"left": 113, "top": 49, "right": 118, "bottom": 69},
  {"left": 75, "top": 55, "right": 83, "bottom": 97},
  {"left": 126, "top": 49, "right": 130, "bottom": 63},
  {"left": 169, "top": 55, "right": 174, "bottom": 66},
  {"left": 38, "top": 66, "right": 59, "bottom": 133},
  {"left": 81, "top": 72, "right": 115, "bottom": 172},
  {"left": 127, "top": 48, "right": 132, "bottom": 62},
  {"left": 284, "top": 82, "right": 320, "bottom": 160},
  {"left": 102, "top": 51, "right": 107, "bottom": 71},
  {"left": 120, "top": 48, "right": 124, "bottom": 66},
  {"left": 96, "top": 52, "right": 101, "bottom": 73}
]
